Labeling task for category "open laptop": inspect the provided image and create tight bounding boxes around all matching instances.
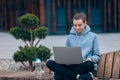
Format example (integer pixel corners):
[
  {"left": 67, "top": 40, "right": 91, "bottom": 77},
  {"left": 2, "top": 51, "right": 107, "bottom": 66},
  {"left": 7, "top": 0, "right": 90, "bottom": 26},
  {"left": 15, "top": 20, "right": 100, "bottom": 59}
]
[{"left": 53, "top": 47, "right": 82, "bottom": 65}]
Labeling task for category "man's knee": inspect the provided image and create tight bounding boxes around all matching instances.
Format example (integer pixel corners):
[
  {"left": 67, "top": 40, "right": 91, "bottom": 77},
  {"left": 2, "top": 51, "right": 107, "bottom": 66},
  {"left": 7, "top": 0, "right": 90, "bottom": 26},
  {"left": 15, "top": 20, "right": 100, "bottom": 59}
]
[
  {"left": 85, "top": 61, "right": 94, "bottom": 64},
  {"left": 85, "top": 61, "right": 94, "bottom": 70},
  {"left": 46, "top": 60, "right": 55, "bottom": 68}
]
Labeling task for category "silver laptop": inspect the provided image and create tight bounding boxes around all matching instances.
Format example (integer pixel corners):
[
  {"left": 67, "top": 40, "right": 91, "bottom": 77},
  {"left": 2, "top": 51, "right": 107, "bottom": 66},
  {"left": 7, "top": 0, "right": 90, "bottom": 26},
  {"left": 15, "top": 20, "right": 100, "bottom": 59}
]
[{"left": 53, "top": 47, "right": 82, "bottom": 65}]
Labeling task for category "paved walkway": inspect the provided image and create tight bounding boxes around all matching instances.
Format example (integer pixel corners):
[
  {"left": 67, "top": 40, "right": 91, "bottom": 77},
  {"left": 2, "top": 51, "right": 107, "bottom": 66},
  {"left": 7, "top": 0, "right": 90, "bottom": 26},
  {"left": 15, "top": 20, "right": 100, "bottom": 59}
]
[{"left": 0, "top": 32, "right": 120, "bottom": 59}]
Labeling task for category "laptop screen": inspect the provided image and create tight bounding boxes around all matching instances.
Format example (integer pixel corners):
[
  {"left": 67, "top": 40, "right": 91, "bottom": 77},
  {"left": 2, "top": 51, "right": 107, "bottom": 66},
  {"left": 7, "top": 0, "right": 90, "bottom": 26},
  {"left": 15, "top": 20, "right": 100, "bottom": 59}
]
[{"left": 53, "top": 47, "right": 82, "bottom": 65}]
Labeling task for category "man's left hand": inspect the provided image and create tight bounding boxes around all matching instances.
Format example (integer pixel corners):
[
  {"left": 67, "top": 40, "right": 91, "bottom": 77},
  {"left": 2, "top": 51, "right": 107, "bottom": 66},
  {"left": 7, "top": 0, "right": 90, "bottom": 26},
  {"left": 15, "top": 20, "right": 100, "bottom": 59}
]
[{"left": 86, "top": 58, "right": 92, "bottom": 61}]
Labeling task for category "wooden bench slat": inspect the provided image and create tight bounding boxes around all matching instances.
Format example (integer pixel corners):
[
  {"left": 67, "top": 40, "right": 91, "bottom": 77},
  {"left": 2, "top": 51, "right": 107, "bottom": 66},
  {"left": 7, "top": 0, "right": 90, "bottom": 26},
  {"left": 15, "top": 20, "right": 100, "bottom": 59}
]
[
  {"left": 94, "top": 77, "right": 120, "bottom": 80},
  {"left": 97, "top": 54, "right": 106, "bottom": 77},
  {"left": 112, "top": 52, "right": 120, "bottom": 78},
  {"left": 104, "top": 52, "right": 114, "bottom": 78},
  {"left": 110, "top": 78, "right": 120, "bottom": 80}
]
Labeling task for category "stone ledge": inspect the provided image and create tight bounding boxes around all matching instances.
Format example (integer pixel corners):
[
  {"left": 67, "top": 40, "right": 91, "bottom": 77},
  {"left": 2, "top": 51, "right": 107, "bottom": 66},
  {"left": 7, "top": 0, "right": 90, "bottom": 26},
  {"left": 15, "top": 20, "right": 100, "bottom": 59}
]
[{"left": 0, "top": 71, "right": 53, "bottom": 80}]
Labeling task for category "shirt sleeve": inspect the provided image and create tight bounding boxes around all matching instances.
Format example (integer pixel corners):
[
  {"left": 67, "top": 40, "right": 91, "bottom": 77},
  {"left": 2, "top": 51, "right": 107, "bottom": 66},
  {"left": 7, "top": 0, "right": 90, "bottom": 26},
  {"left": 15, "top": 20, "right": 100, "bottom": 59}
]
[
  {"left": 91, "top": 36, "right": 101, "bottom": 63},
  {"left": 66, "top": 37, "right": 71, "bottom": 46}
]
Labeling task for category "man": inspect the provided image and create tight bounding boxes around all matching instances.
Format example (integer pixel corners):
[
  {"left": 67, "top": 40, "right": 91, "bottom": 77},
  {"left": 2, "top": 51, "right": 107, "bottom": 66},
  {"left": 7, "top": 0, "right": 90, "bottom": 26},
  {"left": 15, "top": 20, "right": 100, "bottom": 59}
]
[{"left": 46, "top": 12, "right": 100, "bottom": 80}]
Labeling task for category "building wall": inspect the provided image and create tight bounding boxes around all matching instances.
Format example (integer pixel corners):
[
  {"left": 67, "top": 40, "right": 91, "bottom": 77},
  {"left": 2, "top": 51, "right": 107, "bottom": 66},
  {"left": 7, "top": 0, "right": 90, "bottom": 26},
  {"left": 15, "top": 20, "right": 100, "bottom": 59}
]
[{"left": 0, "top": 0, "right": 119, "bottom": 34}]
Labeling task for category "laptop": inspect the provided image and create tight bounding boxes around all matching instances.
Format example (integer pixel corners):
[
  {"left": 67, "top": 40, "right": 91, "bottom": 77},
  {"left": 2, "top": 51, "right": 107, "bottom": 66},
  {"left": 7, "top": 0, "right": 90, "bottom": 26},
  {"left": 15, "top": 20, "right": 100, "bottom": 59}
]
[{"left": 53, "top": 47, "right": 83, "bottom": 65}]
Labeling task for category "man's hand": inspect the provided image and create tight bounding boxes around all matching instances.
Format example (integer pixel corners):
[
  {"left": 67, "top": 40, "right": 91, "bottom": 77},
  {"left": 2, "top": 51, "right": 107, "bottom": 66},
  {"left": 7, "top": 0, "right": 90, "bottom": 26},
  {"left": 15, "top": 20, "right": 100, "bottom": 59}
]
[{"left": 86, "top": 58, "right": 92, "bottom": 61}]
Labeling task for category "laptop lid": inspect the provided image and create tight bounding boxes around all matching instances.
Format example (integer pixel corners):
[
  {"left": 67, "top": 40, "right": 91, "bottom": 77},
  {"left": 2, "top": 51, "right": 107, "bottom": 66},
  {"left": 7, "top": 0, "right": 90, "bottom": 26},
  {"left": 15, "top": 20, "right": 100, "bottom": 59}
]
[{"left": 53, "top": 47, "right": 82, "bottom": 65}]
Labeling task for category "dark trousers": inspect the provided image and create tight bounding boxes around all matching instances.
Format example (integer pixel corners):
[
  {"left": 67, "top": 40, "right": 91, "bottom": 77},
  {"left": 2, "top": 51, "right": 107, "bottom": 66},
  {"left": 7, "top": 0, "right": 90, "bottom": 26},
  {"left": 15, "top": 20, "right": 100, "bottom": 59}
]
[{"left": 46, "top": 60, "right": 94, "bottom": 80}]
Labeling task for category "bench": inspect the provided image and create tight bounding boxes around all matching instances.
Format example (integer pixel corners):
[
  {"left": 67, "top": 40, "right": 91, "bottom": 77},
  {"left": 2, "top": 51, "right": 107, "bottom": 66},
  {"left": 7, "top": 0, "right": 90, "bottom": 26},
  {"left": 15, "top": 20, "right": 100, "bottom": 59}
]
[
  {"left": 46, "top": 50, "right": 120, "bottom": 80},
  {"left": 94, "top": 50, "right": 120, "bottom": 80}
]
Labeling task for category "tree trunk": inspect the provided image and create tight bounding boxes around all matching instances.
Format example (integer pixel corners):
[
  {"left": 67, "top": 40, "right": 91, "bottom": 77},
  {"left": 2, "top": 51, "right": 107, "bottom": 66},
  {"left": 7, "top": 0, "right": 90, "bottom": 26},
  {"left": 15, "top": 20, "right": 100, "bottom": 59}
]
[{"left": 29, "top": 61, "right": 34, "bottom": 71}]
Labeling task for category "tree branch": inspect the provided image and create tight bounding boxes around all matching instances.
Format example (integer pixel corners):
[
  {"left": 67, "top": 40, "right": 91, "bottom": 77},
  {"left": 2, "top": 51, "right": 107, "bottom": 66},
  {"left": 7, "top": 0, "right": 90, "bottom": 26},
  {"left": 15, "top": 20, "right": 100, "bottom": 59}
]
[
  {"left": 20, "top": 61, "right": 28, "bottom": 70},
  {"left": 22, "top": 40, "right": 29, "bottom": 46},
  {"left": 30, "top": 29, "right": 33, "bottom": 47},
  {"left": 34, "top": 38, "right": 41, "bottom": 47}
]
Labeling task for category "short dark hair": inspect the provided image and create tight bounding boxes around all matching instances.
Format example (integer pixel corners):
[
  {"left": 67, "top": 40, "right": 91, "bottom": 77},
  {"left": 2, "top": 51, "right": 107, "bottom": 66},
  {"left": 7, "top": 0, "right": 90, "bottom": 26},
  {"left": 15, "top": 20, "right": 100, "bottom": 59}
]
[{"left": 73, "top": 12, "right": 86, "bottom": 23}]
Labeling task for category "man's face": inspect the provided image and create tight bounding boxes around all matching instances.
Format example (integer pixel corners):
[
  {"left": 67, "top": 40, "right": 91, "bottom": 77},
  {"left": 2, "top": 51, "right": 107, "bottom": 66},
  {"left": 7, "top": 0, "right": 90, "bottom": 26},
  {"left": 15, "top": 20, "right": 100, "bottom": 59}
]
[{"left": 73, "top": 19, "right": 85, "bottom": 33}]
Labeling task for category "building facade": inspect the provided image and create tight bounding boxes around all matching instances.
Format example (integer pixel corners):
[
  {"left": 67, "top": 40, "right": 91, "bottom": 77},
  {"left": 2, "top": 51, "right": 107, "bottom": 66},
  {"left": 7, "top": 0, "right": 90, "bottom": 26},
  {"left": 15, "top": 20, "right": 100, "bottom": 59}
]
[{"left": 0, "top": 0, "right": 120, "bottom": 34}]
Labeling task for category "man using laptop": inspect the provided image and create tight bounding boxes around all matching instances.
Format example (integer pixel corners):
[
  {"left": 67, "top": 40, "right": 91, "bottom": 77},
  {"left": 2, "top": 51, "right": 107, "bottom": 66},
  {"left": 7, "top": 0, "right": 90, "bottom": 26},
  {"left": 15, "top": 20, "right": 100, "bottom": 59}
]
[{"left": 46, "top": 12, "right": 100, "bottom": 80}]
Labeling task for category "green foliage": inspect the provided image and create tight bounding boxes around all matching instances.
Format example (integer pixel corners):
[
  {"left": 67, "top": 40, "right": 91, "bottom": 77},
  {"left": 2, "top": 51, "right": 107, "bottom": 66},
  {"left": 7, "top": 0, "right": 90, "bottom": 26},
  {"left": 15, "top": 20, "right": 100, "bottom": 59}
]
[
  {"left": 9, "top": 13, "right": 52, "bottom": 71},
  {"left": 37, "top": 45, "right": 52, "bottom": 61},
  {"left": 13, "top": 49, "right": 27, "bottom": 62},
  {"left": 10, "top": 27, "right": 32, "bottom": 41},
  {"left": 19, "top": 13, "right": 39, "bottom": 29},
  {"left": 34, "top": 26, "right": 48, "bottom": 39},
  {"left": 13, "top": 45, "right": 52, "bottom": 62}
]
